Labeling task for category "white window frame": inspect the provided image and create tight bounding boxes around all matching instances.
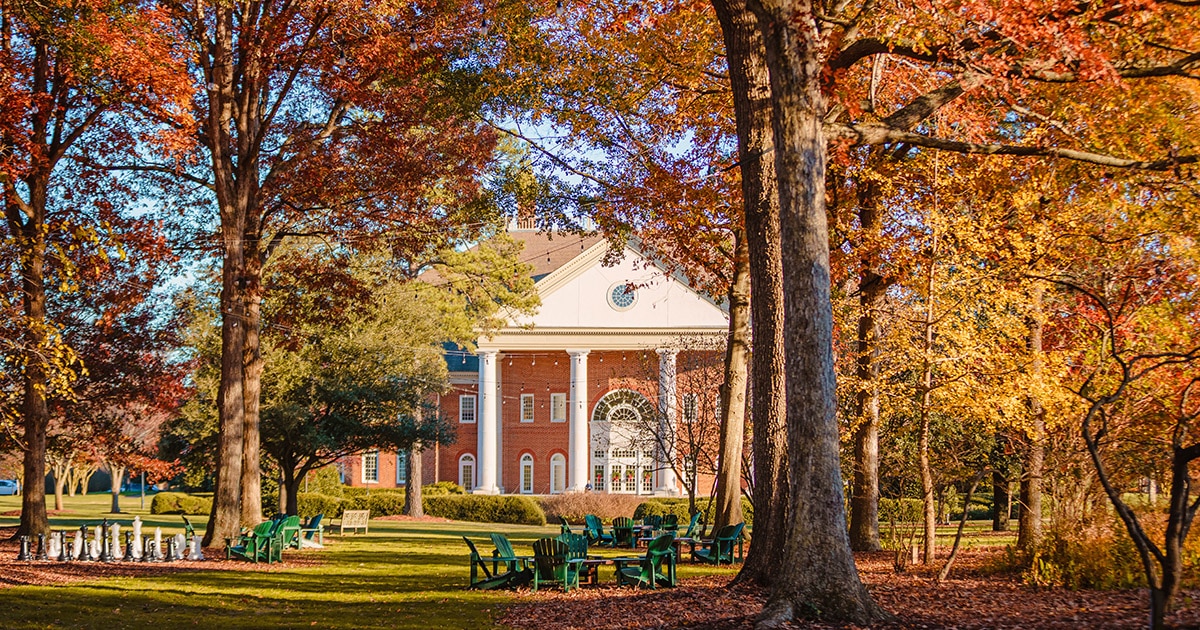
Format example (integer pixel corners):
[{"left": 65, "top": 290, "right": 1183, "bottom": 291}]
[
  {"left": 361, "top": 451, "right": 379, "bottom": 484},
  {"left": 682, "top": 393, "right": 699, "bottom": 423},
  {"left": 520, "top": 394, "right": 535, "bottom": 423},
  {"left": 550, "top": 393, "right": 567, "bottom": 423},
  {"left": 550, "top": 454, "right": 566, "bottom": 494},
  {"left": 396, "top": 451, "right": 408, "bottom": 485},
  {"left": 459, "top": 395, "right": 477, "bottom": 424},
  {"left": 520, "top": 454, "right": 534, "bottom": 494},
  {"left": 458, "top": 454, "right": 475, "bottom": 491}
]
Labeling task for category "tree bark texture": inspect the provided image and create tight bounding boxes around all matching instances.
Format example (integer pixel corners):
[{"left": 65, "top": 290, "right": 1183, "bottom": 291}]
[
  {"left": 404, "top": 447, "right": 424, "bottom": 518},
  {"left": 849, "top": 162, "right": 884, "bottom": 552},
  {"left": 15, "top": 173, "right": 51, "bottom": 538},
  {"left": 918, "top": 233, "right": 937, "bottom": 565},
  {"left": 713, "top": 227, "right": 751, "bottom": 533},
  {"left": 109, "top": 465, "right": 125, "bottom": 514},
  {"left": 710, "top": 0, "right": 789, "bottom": 589},
  {"left": 241, "top": 255, "right": 265, "bottom": 527},
  {"left": 1018, "top": 287, "right": 1045, "bottom": 552},
  {"left": 750, "top": 0, "right": 883, "bottom": 623}
]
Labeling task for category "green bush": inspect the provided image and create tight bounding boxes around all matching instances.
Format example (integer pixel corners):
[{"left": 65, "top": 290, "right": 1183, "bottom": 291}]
[
  {"left": 634, "top": 496, "right": 754, "bottom": 531},
  {"left": 423, "top": 481, "right": 464, "bottom": 496},
  {"left": 306, "top": 467, "right": 346, "bottom": 497},
  {"left": 296, "top": 492, "right": 346, "bottom": 519},
  {"left": 1024, "top": 525, "right": 1145, "bottom": 590},
  {"left": 425, "top": 495, "right": 546, "bottom": 525},
  {"left": 879, "top": 498, "right": 923, "bottom": 523},
  {"left": 349, "top": 491, "right": 407, "bottom": 516},
  {"left": 538, "top": 494, "right": 645, "bottom": 524},
  {"left": 149, "top": 492, "right": 213, "bottom": 516}
]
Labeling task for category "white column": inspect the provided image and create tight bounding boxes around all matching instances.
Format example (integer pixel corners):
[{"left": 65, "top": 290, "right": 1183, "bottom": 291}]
[
  {"left": 567, "top": 349, "right": 590, "bottom": 492},
  {"left": 475, "top": 350, "right": 500, "bottom": 494},
  {"left": 656, "top": 348, "right": 679, "bottom": 495}
]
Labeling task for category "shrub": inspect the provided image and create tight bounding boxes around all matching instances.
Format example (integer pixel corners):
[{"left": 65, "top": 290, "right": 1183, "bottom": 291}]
[
  {"left": 306, "top": 467, "right": 346, "bottom": 498},
  {"left": 538, "top": 494, "right": 645, "bottom": 524},
  {"left": 296, "top": 492, "right": 345, "bottom": 519},
  {"left": 150, "top": 492, "right": 213, "bottom": 516},
  {"left": 425, "top": 495, "right": 546, "bottom": 525},
  {"left": 1023, "top": 523, "right": 1145, "bottom": 590},
  {"left": 423, "top": 481, "right": 464, "bottom": 496},
  {"left": 634, "top": 496, "right": 754, "bottom": 531}
]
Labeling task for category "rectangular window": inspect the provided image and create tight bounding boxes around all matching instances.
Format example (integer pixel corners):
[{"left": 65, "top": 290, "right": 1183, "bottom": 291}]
[
  {"left": 594, "top": 465, "right": 606, "bottom": 492},
  {"left": 521, "top": 394, "right": 535, "bottom": 423},
  {"left": 396, "top": 451, "right": 408, "bottom": 485},
  {"left": 362, "top": 451, "right": 379, "bottom": 484},
  {"left": 459, "top": 395, "right": 476, "bottom": 424},
  {"left": 550, "top": 393, "right": 567, "bottom": 423},
  {"left": 641, "top": 466, "right": 653, "bottom": 493},
  {"left": 521, "top": 458, "right": 534, "bottom": 494},
  {"left": 682, "top": 393, "right": 698, "bottom": 423}
]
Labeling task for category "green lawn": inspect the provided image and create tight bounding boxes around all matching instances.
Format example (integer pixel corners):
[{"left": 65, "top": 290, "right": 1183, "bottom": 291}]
[{"left": 0, "top": 494, "right": 739, "bottom": 629}]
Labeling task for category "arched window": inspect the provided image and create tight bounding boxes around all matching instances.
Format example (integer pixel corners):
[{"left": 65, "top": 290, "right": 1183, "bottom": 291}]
[
  {"left": 458, "top": 454, "right": 475, "bottom": 491},
  {"left": 590, "top": 389, "right": 658, "bottom": 495},
  {"left": 520, "top": 454, "right": 534, "bottom": 494},
  {"left": 550, "top": 454, "right": 566, "bottom": 494}
]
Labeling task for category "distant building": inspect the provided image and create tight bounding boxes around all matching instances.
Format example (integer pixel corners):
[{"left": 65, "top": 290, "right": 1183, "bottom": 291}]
[{"left": 341, "top": 223, "right": 728, "bottom": 496}]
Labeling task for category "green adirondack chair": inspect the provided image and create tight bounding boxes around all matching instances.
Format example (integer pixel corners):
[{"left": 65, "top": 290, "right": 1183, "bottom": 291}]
[
  {"left": 225, "top": 520, "right": 280, "bottom": 563},
  {"left": 616, "top": 533, "right": 677, "bottom": 589},
  {"left": 612, "top": 516, "right": 636, "bottom": 548},
  {"left": 489, "top": 533, "right": 527, "bottom": 577},
  {"left": 692, "top": 522, "right": 745, "bottom": 565},
  {"left": 661, "top": 514, "right": 679, "bottom": 532},
  {"left": 559, "top": 516, "right": 572, "bottom": 536},
  {"left": 642, "top": 514, "right": 663, "bottom": 532},
  {"left": 299, "top": 513, "right": 324, "bottom": 546},
  {"left": 584, "top": 514, "right": 613, "bottom": 546},
  {"left": 531, "top": 537, "right": 582, "bottom": 592},
  {"left": 463, "top": 537, "right": 530, "bottom": 590},
  {"left": 277, "top": 515, "right": 301, "bottom": 554},
  {"left": 681, "top": 512, "right": 701, "bottom": 538},
  {"left": 555, "top": 532, "right": 598, "bottom": 585}
]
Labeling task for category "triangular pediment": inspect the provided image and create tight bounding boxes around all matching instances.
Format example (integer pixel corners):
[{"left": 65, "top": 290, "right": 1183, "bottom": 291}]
[{"left": 507, "top": 241, "right": 729, "bottom": 331}]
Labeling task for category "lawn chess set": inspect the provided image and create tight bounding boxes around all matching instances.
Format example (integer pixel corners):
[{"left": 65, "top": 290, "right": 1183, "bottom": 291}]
[{"left": 14, "top": 516, "right": 204, "bottom": 563}]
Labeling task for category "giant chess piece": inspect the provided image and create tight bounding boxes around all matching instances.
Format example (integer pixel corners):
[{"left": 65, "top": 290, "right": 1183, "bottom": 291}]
[
  {"left": 90, "top": 525, "right": 102, "bottom": 560},
  {"left": 48, "top": 531, "right": 61, "bottom": 561},
  {"left": 73, "top": 528, "right": 85, "bottom": 561},
  {"left": 57, "top": 531, "right": 70, "bottom": 562},
  {"left": 173, "top": 534, "right": 186, "bottom": 560},
  {"left": 163, "top": 537, "right": 175, "bottom": 563},
  {"left": 16, "top": 535, "right": 30, "bottom": 561},
  {"left": 153, "top": 527, "right": 163, "bottom": 561},
  {"left": 131, "top": 517, "right": 143, "bottom": 560},
  {"left": 110, "top": 523, "right": 122, "bottom": 561},
  {"left": 122, "top": 532, "right": 135, "bottom": 562},
  {"left": 190, "top": 535, "right": 205, "bottom": 561},
  {"left": 140, "top": 535, "right": 153, "bottom": 563},
  {"left": 35, "top": 533, "right": 48, "bottom": 561},
  {"left": 99, "top": 520, "right": 112, "bottom": 563},
  {"left": 76, "top": 525, "right": 89, "bottom": 562}
]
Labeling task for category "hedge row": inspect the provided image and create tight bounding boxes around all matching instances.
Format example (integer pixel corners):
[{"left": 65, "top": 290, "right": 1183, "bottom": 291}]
[
  {"left": 150, "top": 492, "right": 213, "bottom": 516},
  {"left": 633, "top": 497, "right": 754, "bottom": 530},
  {"left": 294, "top": 490, "right": 545, "bottom": 525}
]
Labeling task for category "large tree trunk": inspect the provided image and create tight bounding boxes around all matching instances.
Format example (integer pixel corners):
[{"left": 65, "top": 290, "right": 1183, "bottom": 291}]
[
  {"left": 109, "top": 465, "right": 125, "bottom": 514},
  {"left": 751, "top": 1, "right": 882, "bottom": 623},
  {"left": 404, "top": 447, "right": 424, "bottom": 518},
  {"left": 712, "top": 228, "right": 751, "bottom": 533},
  {"left": 282, "top": 466, "right": 301, "bottom": 517},
  {"left": 240, "top": 258, "right": 264, "bottom": 527},
  {"left": 711, "top": 0, "right": 789, "bottom": 589},
  {"left": 1018, "top": 287, "right": 1045, "bottom": 552},
  {"left": 16, "top": 177, "right": 51, "bottom": 538},
  {"left": 849, "top": 164, "right": 884, "bottom": 552}
]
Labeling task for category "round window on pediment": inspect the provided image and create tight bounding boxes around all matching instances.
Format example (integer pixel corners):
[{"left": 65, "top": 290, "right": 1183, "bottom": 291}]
[{"left": 607, "top": 282, "right": 638, "bottom": 311}]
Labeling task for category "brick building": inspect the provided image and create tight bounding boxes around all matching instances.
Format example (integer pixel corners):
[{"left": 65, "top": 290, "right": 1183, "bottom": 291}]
[{"left": 341, "top": 225, "right": 729, "bottom": 496}]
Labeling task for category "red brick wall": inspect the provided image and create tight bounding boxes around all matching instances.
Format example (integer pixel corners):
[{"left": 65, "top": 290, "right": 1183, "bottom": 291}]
[{"left": 343, "top": 348, "right": 724, "bottom": 496}]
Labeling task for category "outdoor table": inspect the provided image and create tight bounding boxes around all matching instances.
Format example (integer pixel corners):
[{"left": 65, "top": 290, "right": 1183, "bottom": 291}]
[{"left": 574, "top": 557, "right": 609, "bottom": 586}]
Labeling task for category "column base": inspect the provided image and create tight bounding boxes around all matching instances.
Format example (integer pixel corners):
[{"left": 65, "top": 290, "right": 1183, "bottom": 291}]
[
  {"left": 472, "top": 486, "right": 501, "bottom": 495},
  {"left": 566, "top": 485, "right": 589, "bottom": 493}
]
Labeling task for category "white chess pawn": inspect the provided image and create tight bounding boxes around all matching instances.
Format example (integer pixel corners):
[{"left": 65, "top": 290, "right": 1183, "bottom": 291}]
[
  {"left": 89, "top": 531, "right": 100, "bottom": 560},
  {"left": 154, "top": 528, "right": 163, "bottom": 560},
  {"left": 48, "top": 534, "right": 60, "bottom": 559},
  {"left": 72, "top": 531, "right": 83, "bottom": 559},
  {"left": 131, "top": 517, "right": 143, "bottom": 559},
  {"left": 174, "top": 534, "right": 186, "bottom": 560},
  {"left": 111, "top": 523, "right": 122, "bottom": 559},
  {"left": 190, "top": 535, "right": 205, "bottom": 561}
]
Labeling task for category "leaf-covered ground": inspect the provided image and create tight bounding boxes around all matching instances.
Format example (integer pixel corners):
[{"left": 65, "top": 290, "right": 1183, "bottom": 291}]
[{"left": 498, "top": 551, "right": 1200, "bottom": 629}]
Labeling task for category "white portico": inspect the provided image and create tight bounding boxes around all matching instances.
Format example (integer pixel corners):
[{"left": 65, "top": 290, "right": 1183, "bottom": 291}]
[{"left": 456, "top": 231, "right": 727, "bottom": 496}]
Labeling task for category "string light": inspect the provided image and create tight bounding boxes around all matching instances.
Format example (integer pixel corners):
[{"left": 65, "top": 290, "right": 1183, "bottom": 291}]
[
  {"left": 409, "top": 35, "right": 418, "bottom": 51},
  {"left": 556, "top": 0, "right": 565, "bottom": 17}
]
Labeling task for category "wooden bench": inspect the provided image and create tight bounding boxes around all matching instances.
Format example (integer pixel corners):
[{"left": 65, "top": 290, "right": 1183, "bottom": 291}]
[{"left": 337, "top": 510, "right": 370, "bottom": 535}]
